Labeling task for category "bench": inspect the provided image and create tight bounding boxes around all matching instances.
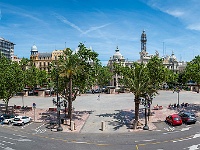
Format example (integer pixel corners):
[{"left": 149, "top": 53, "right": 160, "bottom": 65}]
[
  {"left": 153, "top": 106, "right": 163, "bottom": 110},
  {"left": 48, "top": 108, "right": 57, "bottom": 111}
]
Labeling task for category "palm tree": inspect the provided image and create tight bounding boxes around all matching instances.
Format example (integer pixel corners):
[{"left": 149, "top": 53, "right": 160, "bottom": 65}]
[
  {"left": 51, "top": 43, "right": 99, "bottom": 125},
  {"left": 114, "top": 62, "right": 150, "bottom": 126}
]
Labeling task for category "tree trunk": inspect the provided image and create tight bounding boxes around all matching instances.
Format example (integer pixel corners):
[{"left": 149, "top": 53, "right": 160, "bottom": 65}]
[
  {"left": 5, "top": 101, "right": 8, "bottom": 114},
  {"left": 134, "top": 100, "right": 140, "bottom": 122},
  {"left": 68, "top": 77, "right": 73, "bottom": 126}
]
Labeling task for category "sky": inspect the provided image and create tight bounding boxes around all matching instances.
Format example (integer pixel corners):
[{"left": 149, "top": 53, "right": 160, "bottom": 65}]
[{"left": 1, "top": 0, "right": 200, "bottom": 65}]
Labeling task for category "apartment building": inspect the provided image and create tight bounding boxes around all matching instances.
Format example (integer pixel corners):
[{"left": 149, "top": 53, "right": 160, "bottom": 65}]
[{"left": 0, "top": 37, "right": 15, "bottom": 60}]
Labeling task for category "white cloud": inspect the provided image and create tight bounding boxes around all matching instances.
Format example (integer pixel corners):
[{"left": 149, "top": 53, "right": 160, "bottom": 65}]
[
  {"left": 165, "top": 9, "right": 184, "bottom": 18},
  {"left": 187, "top": 24, "right": 200, "bottom": 31}
]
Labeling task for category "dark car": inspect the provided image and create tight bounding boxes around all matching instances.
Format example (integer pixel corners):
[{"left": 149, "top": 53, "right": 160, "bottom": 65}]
[
  {"left": 178, "top": 111, "right": 197, "bottom": 124},
  {"left": 165, "top": 114, "right": 182, "bottom": 126},
  {"left": 0, "top": 116, "right": 4, "bottom": 122}
]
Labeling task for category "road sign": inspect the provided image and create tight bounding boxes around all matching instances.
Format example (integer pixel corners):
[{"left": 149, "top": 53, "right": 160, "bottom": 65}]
[{"left": 33, "top": 103, "right": 36, "bottom": 108}]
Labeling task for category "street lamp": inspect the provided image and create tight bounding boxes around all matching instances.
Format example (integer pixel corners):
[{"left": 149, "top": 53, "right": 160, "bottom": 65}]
[
  {"left": 142, "top": 94, "right": 149, "bottom": 130},
  {"left": 63, "top": 100, "right": 67, "bottom": 119},
  {"left": 52, "top": 97, "right": 63, "bottom": 131},
  {"left": 173, "top": 87, "right": 180, "bottom": 107},
  {"left": 52, "top": 65, "right": 63, "bottom": 131}
]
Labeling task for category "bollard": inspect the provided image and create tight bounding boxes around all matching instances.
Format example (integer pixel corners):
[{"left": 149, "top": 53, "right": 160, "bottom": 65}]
[
  {"left": 64, "top": 120, "right": 67, "bottom": 125},
  {"left": 70, "top": 121, "right": 74, "bottom": 131},
  {"left": 74, "top": 122, "right": 76, "bottom": 130},
  {"left": 101, "top": 121, "right": 105, "bottom": 131}
]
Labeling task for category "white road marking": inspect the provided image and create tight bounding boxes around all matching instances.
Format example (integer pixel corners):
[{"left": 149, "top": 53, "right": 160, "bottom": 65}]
[
  {"left": 186, "top": 144, "right": 200, "bottom": 150},
  {"left": 0, "top": 135, "right": 32, "bottom": 142},
  {"left": 163, "top": 130, "right": 180, "bottom": 134},
  {"left": 193, "top": 133, "right": 200, "bottom": 138},
  {"left": 17, "top": 138, "right": 32, "bottom": 142},
  {"left": 0, "top": 140, "right": 15, "bottom": 145},
  {"left": 12, "top": 134, "right": 27, "bottom": 138},
  {"left": 3, "top": 147, "right": 15, "bottom": 150},
  {"left": 181, "top": 127, "right": 191, "bottom": 131},
  {"left": 75, "top": 142, "right": 88, "bottom": 144},
  {"left": 135, "top": 139, "right": 156, "bottom": 142}
]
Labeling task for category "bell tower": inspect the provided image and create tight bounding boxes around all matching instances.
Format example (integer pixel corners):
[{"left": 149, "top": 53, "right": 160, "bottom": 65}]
[
  {"left": 141, "top": 30, "right": 147, "bottom": 53},
  {"left": 139, "top": 30, "right": 149, "bottom": 64}
]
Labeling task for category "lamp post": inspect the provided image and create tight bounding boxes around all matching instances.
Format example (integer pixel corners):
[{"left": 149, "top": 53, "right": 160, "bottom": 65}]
[
  {"left": 142, "top": 94, "right": 149, "bottom": 130},
  {"left": 52, "top": 65, "right": 63, "bottom": 131},
  {"left": 52, "top": 97, "right": 63, "bottom": 131},
  {"left": 173, "top": 87, "right": 180, "bottom": 107}
]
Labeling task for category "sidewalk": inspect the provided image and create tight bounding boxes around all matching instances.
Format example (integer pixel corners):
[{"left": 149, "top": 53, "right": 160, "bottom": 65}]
[
  {"left": 14, "top": 106, "right": 177, "bottom": 133},
  {"left": 6, "top": 91, "right": 200, "bottom": 133}
]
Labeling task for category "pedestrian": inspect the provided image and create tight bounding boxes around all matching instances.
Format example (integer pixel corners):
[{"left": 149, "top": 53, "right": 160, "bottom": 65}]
[{"left": 97, "top": 94, "right": 100, "bottom": 101}]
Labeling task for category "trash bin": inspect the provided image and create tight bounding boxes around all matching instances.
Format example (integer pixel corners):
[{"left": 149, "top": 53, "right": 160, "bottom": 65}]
[{"left": 61, "top": 118, "right": 64, "bottom": 124}]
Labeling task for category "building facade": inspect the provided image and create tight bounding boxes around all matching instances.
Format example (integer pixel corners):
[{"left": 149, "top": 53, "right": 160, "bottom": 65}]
[
  {"left": 30, "top": 44, "right": 63, "bottom": 72},
  {"left": 107, "top": 30, "right": 187, "bottom": 90},
  {"left": 107, "top": 46, "right": 134, "bottom": 90},
  {"left": 0, "top": 37, "right": 15, "bottom": 60}
]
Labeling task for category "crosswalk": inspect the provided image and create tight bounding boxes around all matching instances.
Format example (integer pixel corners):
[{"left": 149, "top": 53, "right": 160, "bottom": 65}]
[
  {"left": 0, "top": 122, "right": 47, "bottom": 134},
  {"left": 0, "top": 134, "right": 32, "bottom": 150}
]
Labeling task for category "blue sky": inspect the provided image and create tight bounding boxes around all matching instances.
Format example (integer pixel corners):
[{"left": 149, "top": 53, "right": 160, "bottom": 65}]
[{"left": 0, "top": 0, "right": 200, "bottom": 65}]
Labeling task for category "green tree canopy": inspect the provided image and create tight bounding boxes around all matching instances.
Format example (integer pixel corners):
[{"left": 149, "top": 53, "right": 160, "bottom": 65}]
[
  {"left": 50, "top": 43, "right": 100, "bottom": 122},
  {"left": 0, "top": 56, "right": 24, "bottom": 113},
  {"left": 183, "top": 55, "right": 200, "bottom": 92},
  {"left": 114, "top": 57, "right": 167, "bottom": 127}
]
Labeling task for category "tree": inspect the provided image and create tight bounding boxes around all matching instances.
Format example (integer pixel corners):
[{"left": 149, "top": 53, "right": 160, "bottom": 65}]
[
  {"left": 51, "top": 43, "right": 100, "bottom": 124},
  {"left": 183, "top": 55, "right": 200, "bottom": 92},
  {"left": 114, "top": 57, "right": 167, "bottom": 128},
  {"left": 114, "top": 62, "right": 150, "bottom": 125},
  {"left": 0, "top": 56, "right": 24, "bottom": 113},
  {"left": 146, "top": 56, "right": 166, "bottom": 116},
  {"left": 93, "top": 64, "right": 113, "bottom": 92},
  {"left": 25, "top": 65, "right": 48, "bottom": 91}
]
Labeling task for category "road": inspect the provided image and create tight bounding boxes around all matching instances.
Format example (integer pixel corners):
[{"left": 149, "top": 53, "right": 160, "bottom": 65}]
[
  {"left": 0, "top": 90, "right": 200, "bottom": 150},
  {"left": 0, "top": 120, "right": 200, "bottom": 150}
]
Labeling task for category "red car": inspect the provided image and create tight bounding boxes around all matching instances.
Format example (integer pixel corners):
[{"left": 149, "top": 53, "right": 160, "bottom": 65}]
[{"left": 165, "top": 114, "right": 182, "bottom": 126}]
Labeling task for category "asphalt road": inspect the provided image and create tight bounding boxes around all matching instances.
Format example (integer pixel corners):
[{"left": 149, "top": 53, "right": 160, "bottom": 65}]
[
  {"left": 0, "top": 121, "right": 199, "bottom": 150},
  {"left": 0, "top": 90, "right": 200, "bottom": 150}
]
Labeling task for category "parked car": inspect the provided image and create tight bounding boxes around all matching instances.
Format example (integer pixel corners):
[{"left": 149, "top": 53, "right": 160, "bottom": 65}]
[
  {"left": 165, "top": 114, "right": 182, "bottom": 126},
  {"left": 0, "top": 116, "right": 4, "bottom": 123},
  {"left": 13, "top": 116, "right": 31, "bottom": 126},
  {"left": 1, "top": 114, "right": 15, "bottom": 124},
  {"left": 178, "top": 111, "right": 197, "bottom": 124}
]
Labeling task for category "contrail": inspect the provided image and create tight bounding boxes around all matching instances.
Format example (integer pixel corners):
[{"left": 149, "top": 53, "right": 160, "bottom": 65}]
[
  {"left": 54, "top": 13, "right": 83, "bottom": 33},
  {"left": 54, "top": 13, "right": 110, "bottom": 34},
  {"left": 83, "top": 23, "right": 110, "bottom": 34}
]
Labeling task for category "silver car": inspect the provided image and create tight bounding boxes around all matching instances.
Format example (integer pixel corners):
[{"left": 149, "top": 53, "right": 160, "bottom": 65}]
[{"left": 13, "top": 116, "right": 31, "bottom": 126}]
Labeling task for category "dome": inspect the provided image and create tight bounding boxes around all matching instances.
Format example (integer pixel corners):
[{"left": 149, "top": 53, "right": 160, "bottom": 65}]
[
  {"left": 31, "top": 44, "right": 38, "bottom": 51},
  {"left": 113, "top": 46, "right": 123, "bottom": 60},
  {"left": 170, "top": 51, "right": 177, "bottom": 62}
]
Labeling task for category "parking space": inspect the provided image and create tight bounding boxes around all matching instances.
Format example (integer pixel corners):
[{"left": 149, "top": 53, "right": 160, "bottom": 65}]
[
  {"left": 153, "top": 120, "right": 198, "bottom": 132},
  {"left": 0, "top": 121, "right": 48, "bottom": 134}
]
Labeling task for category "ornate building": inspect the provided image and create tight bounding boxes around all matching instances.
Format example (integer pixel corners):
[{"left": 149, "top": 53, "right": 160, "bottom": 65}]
[
  {"left": 138, "top": 30, "right": 160, "bottom": 64},
  {"left": 30, "top": 44, "right": 63, "bottom": 72},
  {"left": 107, "top": 30, "right": 187, "bottom": 90},
  {"left": 107, "top": 46, "right": 134, "bottom": 90}
]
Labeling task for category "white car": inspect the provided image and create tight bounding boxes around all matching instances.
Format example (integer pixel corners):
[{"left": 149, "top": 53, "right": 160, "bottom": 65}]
[
  {"left": 13, "top": 116, "right": 31, "bottom": 126},
  {"left": 1, "top": 114, "right": 15, "bottom": 125}
]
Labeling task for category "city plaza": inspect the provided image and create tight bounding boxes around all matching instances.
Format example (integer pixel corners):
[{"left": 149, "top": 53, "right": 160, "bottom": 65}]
[{"left": 1, "top": 90, "right": 199, "bottom": 133}]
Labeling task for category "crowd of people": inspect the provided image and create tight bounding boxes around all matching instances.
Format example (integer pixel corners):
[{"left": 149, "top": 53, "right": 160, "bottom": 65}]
[{"left": 168, "top": 102, "right": 189, "bottom": 109}]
